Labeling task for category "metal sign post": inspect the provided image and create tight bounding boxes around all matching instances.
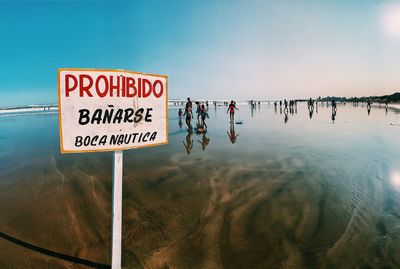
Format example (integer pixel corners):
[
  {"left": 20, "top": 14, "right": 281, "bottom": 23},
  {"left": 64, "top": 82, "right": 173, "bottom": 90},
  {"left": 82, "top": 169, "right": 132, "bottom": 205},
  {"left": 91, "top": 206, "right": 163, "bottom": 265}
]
[{"left": 112, "top": 151, "right": 123, "bottom": 269}]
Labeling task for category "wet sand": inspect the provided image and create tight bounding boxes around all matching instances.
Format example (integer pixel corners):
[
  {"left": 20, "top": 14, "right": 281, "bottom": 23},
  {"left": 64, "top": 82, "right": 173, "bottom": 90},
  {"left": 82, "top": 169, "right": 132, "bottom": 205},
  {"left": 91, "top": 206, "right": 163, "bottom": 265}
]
[{"left": 0, "top": 104, "right": 400, "bottom": 268}]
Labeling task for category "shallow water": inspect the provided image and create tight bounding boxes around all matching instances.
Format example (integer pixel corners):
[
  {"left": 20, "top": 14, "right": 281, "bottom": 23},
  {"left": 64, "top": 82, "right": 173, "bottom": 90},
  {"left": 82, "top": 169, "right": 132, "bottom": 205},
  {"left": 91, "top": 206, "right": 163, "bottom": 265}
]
[{"left": 0, "top": 103, "right": 400, "bottom": 269}]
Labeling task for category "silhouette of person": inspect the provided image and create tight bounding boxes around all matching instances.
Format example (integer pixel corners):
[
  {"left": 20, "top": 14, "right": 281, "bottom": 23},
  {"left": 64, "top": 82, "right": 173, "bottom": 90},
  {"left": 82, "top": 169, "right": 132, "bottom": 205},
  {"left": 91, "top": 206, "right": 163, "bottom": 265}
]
[
  {"left": 197, "top": 133, "right": 210, "bottom": 150},
  {"left": 332, "top": 99, "right": 337, "bottom": 114},
  {"left": 227, "top": 122, "right": 239, "bottom": 144},
  {"left": 308, "top": 100, "right": 314, "bottom": 119},
  {"left": 331, "top": 99, "right": 337, "bottom": 111},
  {"left": 183, "top": 130, "right": 193, "bottom": 155},
  {"left": 178, "top": 108, "right": 183, "bottom": 120},
  {"left": 308, "top": 98, "right": 314, "bottom": 110}
]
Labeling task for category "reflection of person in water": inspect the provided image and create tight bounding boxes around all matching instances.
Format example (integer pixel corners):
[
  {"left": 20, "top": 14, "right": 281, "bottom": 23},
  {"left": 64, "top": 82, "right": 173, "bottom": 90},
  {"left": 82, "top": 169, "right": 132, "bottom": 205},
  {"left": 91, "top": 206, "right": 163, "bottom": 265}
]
[
  {"left": 331, "top": 109, "right": 336, "bottom": 123},
  {"left": 227, "top": 122, "right": 239, "bottom": 144},
  {"left": 385, "top": 100, "right": 388, "bottom": 115},
  {"left": 284, "top": 99, "right": 288, "bottom": 113},
  {"left": 284, "top": 109, "right": 289, "bottom": 124},
  {"left": 178, "top": 118, "right": 183, "bottom": 129},
  {"left": 309, "top": 109, "right": 313, "bottom": 119},
  {"left": 367, "top": 99, "right": 371, "bottom": 115},
  {"left": 183, "top": 130, "right": 193, "bottom": 155},
  {"left": 197, "top": 133, "right": 210, "bottom": 150}
]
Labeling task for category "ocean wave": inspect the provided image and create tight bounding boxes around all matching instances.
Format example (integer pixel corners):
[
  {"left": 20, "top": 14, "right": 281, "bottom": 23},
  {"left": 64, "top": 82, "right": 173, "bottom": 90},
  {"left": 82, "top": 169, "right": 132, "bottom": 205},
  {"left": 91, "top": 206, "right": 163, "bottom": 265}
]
[
  {"left": 0, "top": 100, "right": 256, "bottom": 116},
  {"left": 0, "top": 105, "right": 58, "bottom": 115}
]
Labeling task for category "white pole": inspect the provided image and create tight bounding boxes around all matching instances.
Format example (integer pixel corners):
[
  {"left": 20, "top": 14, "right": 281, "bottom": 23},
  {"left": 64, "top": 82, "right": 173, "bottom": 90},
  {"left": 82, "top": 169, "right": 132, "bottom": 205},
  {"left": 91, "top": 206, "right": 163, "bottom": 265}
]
[{"left": 112, "top": 150, "right": 123, "bottom": 269}]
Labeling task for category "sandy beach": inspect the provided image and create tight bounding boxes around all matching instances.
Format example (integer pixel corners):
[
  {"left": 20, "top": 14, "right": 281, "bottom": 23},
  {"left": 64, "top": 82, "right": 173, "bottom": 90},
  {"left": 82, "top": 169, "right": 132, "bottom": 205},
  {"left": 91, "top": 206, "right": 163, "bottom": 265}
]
[{"left": 0, "top": 103, "right": 399, "bottom": 268}]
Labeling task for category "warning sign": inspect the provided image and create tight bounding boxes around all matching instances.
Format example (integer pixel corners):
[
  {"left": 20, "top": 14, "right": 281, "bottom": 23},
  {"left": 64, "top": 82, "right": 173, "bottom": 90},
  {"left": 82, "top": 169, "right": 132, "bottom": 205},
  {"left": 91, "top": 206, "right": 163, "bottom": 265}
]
[{"left": 58, "top": 68, "right": 168, "bottom": 153}]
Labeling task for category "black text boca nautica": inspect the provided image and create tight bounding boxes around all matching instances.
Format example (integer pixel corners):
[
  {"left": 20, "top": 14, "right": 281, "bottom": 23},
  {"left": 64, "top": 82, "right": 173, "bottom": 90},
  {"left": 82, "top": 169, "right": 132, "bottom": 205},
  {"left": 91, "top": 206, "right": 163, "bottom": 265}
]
[{"left": 75, "top": 132, "right": 158, "bottom": 147}]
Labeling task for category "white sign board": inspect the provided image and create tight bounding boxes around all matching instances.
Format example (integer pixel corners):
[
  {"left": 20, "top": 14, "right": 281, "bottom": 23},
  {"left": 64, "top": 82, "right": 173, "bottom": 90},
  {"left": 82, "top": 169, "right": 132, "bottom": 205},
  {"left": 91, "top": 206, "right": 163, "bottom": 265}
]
[{"left": 58, "top": 68, "right": 168, "bottom": 153}]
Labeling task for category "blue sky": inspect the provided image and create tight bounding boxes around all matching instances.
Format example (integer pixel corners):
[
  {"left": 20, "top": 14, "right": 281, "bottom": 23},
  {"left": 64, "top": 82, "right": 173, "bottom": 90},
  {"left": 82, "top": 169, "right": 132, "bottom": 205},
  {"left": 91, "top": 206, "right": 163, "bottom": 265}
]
[{"left": 0, "top": 0, "right": 400, "bottom": 106}]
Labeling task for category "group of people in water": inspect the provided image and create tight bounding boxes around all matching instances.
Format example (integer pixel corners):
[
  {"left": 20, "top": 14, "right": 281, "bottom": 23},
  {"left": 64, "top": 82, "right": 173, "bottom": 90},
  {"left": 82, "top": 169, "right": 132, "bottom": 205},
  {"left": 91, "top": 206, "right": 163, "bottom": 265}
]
[
  {"left": 178, "top": 97, "right": 391, "bottom": 153},
  {"left": 179, "top": 98, "right": 240, "bottom": 154},
  {"left": 178, "top": 98, "right": 210, "bottom": 133},
  {"left": 178, "top": 98, "right": 240, "bottom": 132}
]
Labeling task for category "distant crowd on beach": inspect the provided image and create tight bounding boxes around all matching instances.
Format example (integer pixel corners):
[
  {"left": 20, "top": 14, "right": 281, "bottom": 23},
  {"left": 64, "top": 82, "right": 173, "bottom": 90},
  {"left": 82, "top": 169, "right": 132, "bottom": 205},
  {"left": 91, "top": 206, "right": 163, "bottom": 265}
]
[
  {"left": 176, "top": 97, "right": 393, "bottom": 154},
  {"left": 174, "top": 97, "right": 391, "bottom": 127}
]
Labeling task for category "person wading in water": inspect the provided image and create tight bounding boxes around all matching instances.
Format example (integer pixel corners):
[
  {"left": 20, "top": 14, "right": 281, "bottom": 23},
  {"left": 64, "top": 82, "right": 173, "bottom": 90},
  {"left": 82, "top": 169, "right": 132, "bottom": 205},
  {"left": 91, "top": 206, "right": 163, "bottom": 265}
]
[
  {"left": 227, "top": 100, "right": 239, "bottom": 122},
  {"left": 183, "top": 97, "right": 194, "bottom": 131}
]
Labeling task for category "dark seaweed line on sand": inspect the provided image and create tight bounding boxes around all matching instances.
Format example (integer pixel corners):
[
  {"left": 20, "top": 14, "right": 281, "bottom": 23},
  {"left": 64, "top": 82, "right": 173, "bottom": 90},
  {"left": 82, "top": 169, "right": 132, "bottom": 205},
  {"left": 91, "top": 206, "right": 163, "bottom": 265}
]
[{"left": 0, "top": 232, "right": 110, "bottom": 269}]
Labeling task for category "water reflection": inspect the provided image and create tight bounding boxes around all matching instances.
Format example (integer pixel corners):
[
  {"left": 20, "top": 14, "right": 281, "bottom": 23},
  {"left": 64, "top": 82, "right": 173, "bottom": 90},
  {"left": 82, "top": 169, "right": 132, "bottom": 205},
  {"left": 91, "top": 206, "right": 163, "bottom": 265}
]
[
  {"left": 331, "top": 109, "right": 337, "bottom": 123},
  {"left": 284, "top": 110, "right": 289, "bottom": 124},
  {"left": 3, "top": 103, "right": 400, "bottom": 269},
  {"left": 197, "top": 133, "right": 210, "bottom": 151},
  {"left": 227, "top": 122, "right": 239, "bottom": 144},
  {"left": 367, "top": 100, "right": 371, "bottom": 115},
  {"left": 183, "top": 130, "right": 193, "bottom": 155},
  {"left": 178, "top": 119, "right": 183, "bottom": 129},
  {"left": 309, "top": 108, "right": 314, "bottom": 119}
]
